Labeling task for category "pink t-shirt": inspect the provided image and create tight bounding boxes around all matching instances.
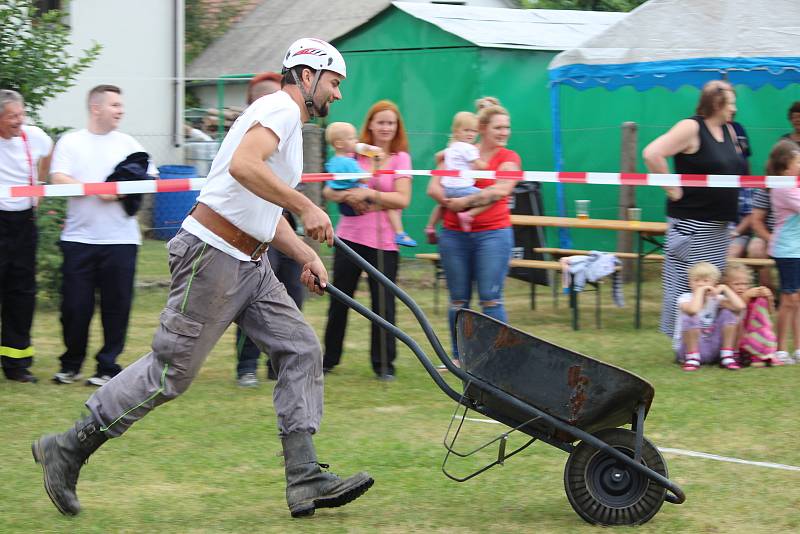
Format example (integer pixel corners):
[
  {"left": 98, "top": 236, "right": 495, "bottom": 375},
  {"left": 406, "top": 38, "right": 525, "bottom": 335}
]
[{"left": 335, "top": 151, "right": 412, "bottom": 251}]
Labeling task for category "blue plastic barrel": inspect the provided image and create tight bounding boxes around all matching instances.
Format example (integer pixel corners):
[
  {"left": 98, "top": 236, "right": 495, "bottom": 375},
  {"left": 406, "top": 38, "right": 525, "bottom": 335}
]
[{"left": 152, "top": 165, "right": 199, "bottom": 240}]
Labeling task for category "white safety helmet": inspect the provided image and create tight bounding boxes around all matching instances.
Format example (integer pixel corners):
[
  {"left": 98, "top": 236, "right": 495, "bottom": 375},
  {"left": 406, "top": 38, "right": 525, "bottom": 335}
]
[
  {"left": 282, "top": 38, "right": 346, "bottom": 119},
  {"left": 282, "top": 38, "right": 346, "bottom": 78}
]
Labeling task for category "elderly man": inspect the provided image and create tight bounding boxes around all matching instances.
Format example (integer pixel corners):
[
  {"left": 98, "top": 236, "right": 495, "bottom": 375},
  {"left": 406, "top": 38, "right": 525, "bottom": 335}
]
[{"left": 0, "top": 89, "right": 53, "bottom": 383}]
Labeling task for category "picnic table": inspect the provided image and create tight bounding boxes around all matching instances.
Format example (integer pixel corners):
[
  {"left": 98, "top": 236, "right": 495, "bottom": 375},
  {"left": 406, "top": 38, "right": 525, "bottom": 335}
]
[{"left": 510, "top": 215, "right": 667, "bottom": 328}]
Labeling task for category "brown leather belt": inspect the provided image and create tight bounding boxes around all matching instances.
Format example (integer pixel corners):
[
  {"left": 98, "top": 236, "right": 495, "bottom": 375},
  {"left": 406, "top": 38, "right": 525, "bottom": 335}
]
[{"left": 189, "top": 202, "right": 269, "bottom": 261}]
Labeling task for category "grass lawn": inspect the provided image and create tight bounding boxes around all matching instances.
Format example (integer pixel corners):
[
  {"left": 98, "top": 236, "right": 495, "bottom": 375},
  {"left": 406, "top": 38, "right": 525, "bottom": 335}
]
[{"left": 1, "top": 239, "right": 798, "bottom": 533}]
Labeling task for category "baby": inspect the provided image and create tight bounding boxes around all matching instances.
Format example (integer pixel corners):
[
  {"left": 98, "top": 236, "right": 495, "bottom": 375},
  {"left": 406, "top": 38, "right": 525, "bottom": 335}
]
[
  {"left": 324, "top": 122, "right": 416, "bottom": 246},
  {"left": 426, "top": 111, "right": 489, "bottom": 237},
  {"left": 674, "top": 262, "right": 745, "bottom": 371}
]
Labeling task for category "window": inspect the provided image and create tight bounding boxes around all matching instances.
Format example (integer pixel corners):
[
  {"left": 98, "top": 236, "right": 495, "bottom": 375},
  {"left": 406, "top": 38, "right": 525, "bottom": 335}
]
[{"left": 34, "top": 0, "right": 62, "bottom": 14}]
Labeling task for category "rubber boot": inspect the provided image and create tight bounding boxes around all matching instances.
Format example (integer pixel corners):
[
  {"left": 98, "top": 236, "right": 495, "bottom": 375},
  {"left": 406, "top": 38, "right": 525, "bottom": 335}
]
[
  {"left": 282, "top": 432, "right": 374, "bottom": 517},
  {"left": 32, "top": 415, "right": 108, "bottom": 516}
]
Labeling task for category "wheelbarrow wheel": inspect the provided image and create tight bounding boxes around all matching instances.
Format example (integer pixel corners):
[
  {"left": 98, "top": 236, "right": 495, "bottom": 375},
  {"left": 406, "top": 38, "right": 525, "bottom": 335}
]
[{"left": 564, "top": 427, "right": 667, "bottom": 526}]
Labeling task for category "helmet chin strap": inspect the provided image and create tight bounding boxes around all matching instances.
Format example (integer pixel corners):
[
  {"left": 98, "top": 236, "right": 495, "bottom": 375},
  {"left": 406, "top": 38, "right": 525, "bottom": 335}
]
[{"left": 291, "top": 68, "right": 324, "bottom": 118}]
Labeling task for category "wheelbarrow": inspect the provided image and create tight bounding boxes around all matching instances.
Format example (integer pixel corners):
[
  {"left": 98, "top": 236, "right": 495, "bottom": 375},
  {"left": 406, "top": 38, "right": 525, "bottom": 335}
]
[{"left": 323, "top": 237, "right": 685, "bottom": 526}]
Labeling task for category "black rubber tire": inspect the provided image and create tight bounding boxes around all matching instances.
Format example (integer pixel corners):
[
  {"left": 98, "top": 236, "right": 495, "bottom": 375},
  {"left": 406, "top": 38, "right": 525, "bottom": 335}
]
[{"left": 564, "top": 427, "right": 668, "bottom": 526}]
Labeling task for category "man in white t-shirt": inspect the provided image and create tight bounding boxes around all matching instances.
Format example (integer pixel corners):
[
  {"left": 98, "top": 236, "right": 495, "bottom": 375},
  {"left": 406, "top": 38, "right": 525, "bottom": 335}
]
[
  {"left": 49, "top": 85, "right": 152, "bottom": 388},
  {"left": 0, "top": 89, "right": 52, "bottom": 383},
  {"left": 34, "top": 38, "right": 374, "bottom": 519}
]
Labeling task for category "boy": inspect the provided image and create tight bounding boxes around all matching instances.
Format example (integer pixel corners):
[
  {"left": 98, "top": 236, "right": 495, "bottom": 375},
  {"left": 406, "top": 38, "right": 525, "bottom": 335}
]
[{"left": 324, "top": 122, "right": 416, "bottom": 246}]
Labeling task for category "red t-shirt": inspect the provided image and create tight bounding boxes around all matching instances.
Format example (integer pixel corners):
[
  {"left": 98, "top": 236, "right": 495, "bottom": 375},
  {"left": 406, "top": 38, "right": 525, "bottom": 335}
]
[{"left": 442, "top": 147, "right": 521, "bottom": 232}]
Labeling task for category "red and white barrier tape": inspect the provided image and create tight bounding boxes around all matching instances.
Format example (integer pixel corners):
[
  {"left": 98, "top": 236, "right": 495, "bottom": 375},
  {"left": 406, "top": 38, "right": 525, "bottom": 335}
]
[{"left": 2, "top": 170, "right": 799, "bottom": 198}]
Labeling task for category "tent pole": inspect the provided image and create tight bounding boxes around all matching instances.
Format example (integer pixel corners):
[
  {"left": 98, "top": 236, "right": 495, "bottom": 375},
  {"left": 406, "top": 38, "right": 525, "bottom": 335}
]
[{"left": 550, "top": 81, "right": 571, "bottom": 248}]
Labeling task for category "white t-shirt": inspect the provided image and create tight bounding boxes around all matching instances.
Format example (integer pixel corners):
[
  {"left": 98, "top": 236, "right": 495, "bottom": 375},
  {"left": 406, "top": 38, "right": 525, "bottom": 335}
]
[
  {"left": 182, "top": 90, "right": 303, "bottom": 261},
  {"left": 51, "top": 129, "right": 148, "bottom": 245},
  {"left": 442, "top": 141, "right": 480, "bottom": 188},
  {"left": 0, "top": 124, "right": 52, "bottom": 211},
  {"left": 672, "top": 292, "right": 725, "bottom": 349}
]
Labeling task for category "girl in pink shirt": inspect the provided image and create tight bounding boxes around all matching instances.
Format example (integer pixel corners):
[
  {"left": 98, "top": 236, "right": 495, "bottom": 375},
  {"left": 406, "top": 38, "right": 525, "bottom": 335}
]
[{"left": 768, "top": 140, "right": 800, "bottom": 364}]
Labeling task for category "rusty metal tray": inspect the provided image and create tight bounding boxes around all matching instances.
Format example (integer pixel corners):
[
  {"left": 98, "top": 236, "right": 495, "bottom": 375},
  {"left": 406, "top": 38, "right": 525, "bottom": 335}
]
[{"left": 457, "top": 309, "right": 654, "bottom": 436}]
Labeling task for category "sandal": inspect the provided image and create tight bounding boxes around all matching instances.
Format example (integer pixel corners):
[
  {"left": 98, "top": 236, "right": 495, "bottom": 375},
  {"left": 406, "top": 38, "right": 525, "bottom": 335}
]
[
  {"left": 457, "top": 212, "right": 474, "bottom": 232},
  {"left": 424, "top": 226, "right": 438, "bottom": 245},
  {"left": 395, "top": 232, "right": 418, "bottom": 247},
  {"left": 763, "top": 353, "right": 785, "bottom": 367},
  {"left": 720, "top": 356, "right": 741, "bottom": 370},
  {"left": 681, "top": 358, "right": 701, "bottom": 371}
]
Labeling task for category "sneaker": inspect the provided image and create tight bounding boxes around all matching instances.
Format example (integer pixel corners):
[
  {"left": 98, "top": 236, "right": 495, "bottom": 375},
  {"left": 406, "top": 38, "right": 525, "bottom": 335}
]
[
  {"left": 395, "top": 232, "right": 417, "bottom": 247},
  {"left": 794, "top": 350, "right": 800, "bottom": 364},
  {"left": 86, "top": 375, "right": 112, "bottom": 387},
  {"left": 375, "top": 372, "right": 395, "bottom": 381},
  {"left": 775, "top": 351, "right": 795, "bottom": 365},
  {"left": 52, "top": 371, "right": 82, "bottom": 385},
  {"left": 719, "top": 356, "right": 741, "bottom": 370},
  {"left": 237, "top": 372, "right": 259, "bottom": 387}
]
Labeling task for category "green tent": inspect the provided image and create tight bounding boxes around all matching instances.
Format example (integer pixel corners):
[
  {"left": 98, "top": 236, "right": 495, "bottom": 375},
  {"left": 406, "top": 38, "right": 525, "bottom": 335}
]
[{"left": 328, "top": 2, "right": 625, "bottom": 255}]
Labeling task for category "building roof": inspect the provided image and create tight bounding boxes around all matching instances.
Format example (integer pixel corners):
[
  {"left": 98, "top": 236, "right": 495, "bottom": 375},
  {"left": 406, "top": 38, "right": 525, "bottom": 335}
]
[
  {"left": 392, "top": 2, "right": 626, "bottom": 51},
  {"left": 187, "top": 0, "right": 392, "bottom": 79},
  {"left": 187, "top": 0, "right": 626, "bottom": 79}
]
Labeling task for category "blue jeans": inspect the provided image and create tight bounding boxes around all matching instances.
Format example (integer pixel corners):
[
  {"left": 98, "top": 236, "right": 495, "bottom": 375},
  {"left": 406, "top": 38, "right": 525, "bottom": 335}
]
[{"left": 438, "top": 227, "right": 513, "bottom": 358}]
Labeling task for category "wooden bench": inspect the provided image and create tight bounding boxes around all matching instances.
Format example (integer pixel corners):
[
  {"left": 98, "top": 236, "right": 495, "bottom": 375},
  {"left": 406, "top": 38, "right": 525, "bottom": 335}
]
[
  {"left": 416, "top": 253, "right": 612, "bottom": 330},
  {"left": 534, "top": 247, "right": 775, "bottom": 268},
  {"left": 534, "top": 247, "right": 663, "bottom": 261}
]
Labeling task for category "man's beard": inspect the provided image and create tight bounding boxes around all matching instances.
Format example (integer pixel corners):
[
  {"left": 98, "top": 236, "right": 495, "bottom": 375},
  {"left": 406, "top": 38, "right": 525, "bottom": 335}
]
[{"left": 314, "top": 100, "right": 330, "bottom": 118}]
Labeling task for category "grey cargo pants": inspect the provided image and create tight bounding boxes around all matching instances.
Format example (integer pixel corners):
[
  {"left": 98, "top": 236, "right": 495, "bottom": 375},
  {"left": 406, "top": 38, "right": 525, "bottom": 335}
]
[{"left": 86, "top": 230, "right": 323, "bottom": 437}]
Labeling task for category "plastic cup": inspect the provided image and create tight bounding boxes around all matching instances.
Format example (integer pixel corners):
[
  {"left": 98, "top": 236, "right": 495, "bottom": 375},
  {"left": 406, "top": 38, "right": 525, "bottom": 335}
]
[
  {"left": 627, "top": 207, "right": 642, "bottom": 226},
  {"left": 575, "top": 199, "right": 590, "bottom": 219}
]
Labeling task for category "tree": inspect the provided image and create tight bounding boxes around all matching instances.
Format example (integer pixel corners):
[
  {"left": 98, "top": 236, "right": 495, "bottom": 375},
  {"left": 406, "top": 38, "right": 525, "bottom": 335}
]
[
  {"left": 185, "top": 0, "right": 256, "bottom": 65},
  {"left": 520, "top": 0, "right": 646, "bottom": 11},
  {"left": 0, "top": 0, "right": 101, "bottom": 118}
]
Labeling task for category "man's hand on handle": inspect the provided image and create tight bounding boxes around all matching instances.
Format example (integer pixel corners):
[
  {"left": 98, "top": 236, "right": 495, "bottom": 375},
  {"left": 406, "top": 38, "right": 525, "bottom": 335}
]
[
  {"left": 299, "top": 203, "right": 334, "bottom": 247},
  {"left": 301, "top": 257, "right": 328, "bottom": 295}
]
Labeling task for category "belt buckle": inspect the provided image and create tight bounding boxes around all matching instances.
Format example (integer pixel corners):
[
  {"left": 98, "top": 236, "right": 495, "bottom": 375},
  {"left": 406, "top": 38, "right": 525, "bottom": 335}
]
[{"left": 251, "top": 241, "right": 269, "bottom": 261}]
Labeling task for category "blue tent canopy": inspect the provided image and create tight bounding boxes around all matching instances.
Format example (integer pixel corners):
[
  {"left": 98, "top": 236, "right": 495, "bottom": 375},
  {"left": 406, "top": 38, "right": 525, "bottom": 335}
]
[
  {"left": 550, "top": 56, "right": 800, "bottom": 92},
  {"left": 545, "top": 0, "right": 800, "bottom": 244}
]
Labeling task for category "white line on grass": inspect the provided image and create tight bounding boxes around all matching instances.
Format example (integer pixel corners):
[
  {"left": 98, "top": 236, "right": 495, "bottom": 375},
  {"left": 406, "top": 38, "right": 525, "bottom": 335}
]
[
  {"left": 454, "top": 416, "right": 800, "bottom": 473},
  {"left": 658, "top": 448, "right": 800, "bottom": 472}
]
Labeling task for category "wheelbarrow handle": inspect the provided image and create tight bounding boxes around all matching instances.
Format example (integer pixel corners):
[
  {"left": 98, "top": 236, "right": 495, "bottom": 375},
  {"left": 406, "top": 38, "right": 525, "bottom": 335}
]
[
  {"left": 322, "top": 277, "right": 469, "bottom": 405},
  {"left": 319, "top": 236, "right": 472, "bottom": 376}
]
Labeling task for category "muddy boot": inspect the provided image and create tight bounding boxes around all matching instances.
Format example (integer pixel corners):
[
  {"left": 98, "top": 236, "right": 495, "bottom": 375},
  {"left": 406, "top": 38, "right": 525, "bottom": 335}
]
[
  {"left": 281, "top": 431, "right": 374, "bottom": 518},
  {"left": 32, "top": 415, "right": 108, "bottom": 516}
]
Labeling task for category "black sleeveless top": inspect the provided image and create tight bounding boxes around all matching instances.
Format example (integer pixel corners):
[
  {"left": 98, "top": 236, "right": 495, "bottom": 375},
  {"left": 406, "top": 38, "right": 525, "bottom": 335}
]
[{"left": 669, "top": 116, "right": 744, "bottom": 221}]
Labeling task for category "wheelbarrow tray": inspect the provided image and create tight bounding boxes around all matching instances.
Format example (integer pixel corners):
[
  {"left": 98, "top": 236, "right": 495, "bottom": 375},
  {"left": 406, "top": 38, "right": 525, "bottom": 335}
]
[{"left": 457, "top": 310, "right": 654, "bottom": 438}]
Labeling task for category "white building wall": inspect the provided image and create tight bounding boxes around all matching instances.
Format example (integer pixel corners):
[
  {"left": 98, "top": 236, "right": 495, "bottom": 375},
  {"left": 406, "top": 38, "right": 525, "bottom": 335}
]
[{"left": 39, "top": 0, "right": 184, "bottom": 168}]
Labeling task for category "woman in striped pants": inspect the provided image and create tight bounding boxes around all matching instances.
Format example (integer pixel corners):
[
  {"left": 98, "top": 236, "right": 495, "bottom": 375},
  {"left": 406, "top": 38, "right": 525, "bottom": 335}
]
[{"left": 643, "top": 80, "right": 747, "bottom": 343}]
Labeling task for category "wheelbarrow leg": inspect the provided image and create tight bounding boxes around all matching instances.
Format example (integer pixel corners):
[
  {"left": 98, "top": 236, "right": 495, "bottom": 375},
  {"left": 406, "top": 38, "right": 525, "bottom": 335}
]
[
  {"left": 434, "top": 259, "right": 441, "bottom": 315},
  {"left": 631, "top": 403, "right": 646, "bottom": 463},
  {"left": 570, "top": 281, "right": 579, "bottom": 330}
]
